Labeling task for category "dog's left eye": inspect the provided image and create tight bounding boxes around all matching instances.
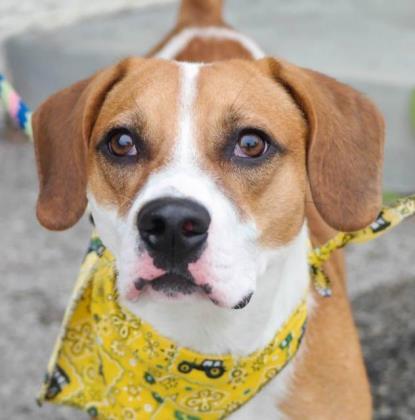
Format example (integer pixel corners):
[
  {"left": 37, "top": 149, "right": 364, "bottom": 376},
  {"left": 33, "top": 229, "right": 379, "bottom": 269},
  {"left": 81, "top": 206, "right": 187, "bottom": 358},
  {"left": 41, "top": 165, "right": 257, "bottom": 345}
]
[
  {"left": 106, "top": 130, "right": 138, "bottom": 157},
  {"left": 234, "top": 131, "right": 269, "bottom": 158}
]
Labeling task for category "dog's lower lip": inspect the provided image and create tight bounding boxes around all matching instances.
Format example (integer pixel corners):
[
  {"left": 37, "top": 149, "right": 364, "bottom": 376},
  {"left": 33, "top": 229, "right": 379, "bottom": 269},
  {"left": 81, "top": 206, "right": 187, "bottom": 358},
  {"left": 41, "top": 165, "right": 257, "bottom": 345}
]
[
  {"left": 135, "top": 273, "right": 200, "bottom": 296},
  {"left": 152, "top": 273, "right": 198, "bottom": 295},
  {"left": 232, "top": 292, "right": 254, "bottom": 310}
]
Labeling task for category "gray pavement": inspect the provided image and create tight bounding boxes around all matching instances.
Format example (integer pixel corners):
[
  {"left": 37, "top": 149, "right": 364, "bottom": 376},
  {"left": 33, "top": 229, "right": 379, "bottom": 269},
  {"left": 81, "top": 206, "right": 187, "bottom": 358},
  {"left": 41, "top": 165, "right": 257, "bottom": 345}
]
[
  {"left": 1, "top": 1, "right": 415, "bottom": 419},
  {"left": 354, "top": 280, "right": 415, "bottom": 420}
]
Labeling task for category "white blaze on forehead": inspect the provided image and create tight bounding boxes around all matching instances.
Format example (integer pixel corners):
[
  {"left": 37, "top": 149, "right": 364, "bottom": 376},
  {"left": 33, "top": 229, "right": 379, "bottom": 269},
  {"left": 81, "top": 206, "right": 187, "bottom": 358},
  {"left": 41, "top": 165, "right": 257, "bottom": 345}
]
[
  {"left": 125, "top": 61, "right": 210, "bottom": 210},
  {"left": 175, "top": 62, "right": 201, "bottom": 165}
]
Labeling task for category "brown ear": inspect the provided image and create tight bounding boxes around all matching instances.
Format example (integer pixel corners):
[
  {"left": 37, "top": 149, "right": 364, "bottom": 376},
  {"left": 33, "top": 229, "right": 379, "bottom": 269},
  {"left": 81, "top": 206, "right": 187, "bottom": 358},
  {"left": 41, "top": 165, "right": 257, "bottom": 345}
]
[
  {"left": 32, "top": 61, "right": 129, "bottom": 231},
  {"left": 258, "top": 58, "right": 385, "bottom": 231}
]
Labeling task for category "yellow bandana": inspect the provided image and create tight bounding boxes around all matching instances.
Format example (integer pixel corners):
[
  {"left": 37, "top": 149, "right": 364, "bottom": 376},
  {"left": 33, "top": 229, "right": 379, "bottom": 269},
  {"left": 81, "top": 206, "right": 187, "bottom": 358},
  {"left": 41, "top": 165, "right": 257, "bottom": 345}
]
[
  {"left": 38, "top": 243, "right": 307, "bottom": 419},
  {"left": 38, "top": 196, "right": 415, "bottom": 419}
]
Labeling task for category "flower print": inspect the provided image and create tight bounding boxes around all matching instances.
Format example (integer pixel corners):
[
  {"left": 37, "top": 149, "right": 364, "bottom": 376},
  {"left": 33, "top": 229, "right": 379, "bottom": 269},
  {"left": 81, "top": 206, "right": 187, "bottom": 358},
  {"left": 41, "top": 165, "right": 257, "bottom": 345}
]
[
  {"left": 160, "top": 376, "right": 179, "bottom": 390},
  {"left": 228, "top": 367, "right": 248, "bottom": 387},
  {"left": 122, "top": 407, "right": 136, "bottom": 419},
  {"left": 185, "top": 389, "right": 224, "bottom": 413},
  {"left": 110, "top": 312, "right": 140, "bottom": 339},
  {"left": 143, "top": 332, "right": 160, "bottom": 359},
  {"left": 111, "top": 340, "right": 127, "bottom": 357},
  {"left": 66, "top": 323, "right": 94, "bottom": 356},
  {"left": 251, "top": 355, "right": 266, "bottom": 372},
  {"left": 95, "top": 315, "right": 112, "bottom": 336},
  {"left": 124, "top": 384, "right": 142, "bottom": 398}
]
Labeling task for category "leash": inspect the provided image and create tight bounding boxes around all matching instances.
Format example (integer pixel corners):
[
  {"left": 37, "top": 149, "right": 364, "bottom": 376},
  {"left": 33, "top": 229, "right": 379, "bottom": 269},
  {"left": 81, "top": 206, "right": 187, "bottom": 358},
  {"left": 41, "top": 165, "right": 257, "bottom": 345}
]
[
  {"left": 308, "top": 195, "right": 415, "bottom": 296},
  {"left": 1, "top": 73, "right": 415, "bottom": 297},
  {"left": 0, "top": 73, "right": 33, "bottom": 138}
]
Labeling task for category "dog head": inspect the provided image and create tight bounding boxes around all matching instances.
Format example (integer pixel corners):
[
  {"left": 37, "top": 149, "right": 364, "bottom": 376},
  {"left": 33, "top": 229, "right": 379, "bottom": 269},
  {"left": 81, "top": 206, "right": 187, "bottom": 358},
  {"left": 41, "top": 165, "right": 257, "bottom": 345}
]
[{"left": 32, "top": 57, "right": 384, "bottom": 309}]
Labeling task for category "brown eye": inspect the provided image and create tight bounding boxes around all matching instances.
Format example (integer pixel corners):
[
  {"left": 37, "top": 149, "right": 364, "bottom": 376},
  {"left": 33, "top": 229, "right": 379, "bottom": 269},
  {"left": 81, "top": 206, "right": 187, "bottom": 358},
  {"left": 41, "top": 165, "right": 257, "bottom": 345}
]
[
  {"left": 107, "top": 131, "right": 138, "bottom": 157},
  {"left": 234, "top": 132, "right": 268, "bottom": 158}
]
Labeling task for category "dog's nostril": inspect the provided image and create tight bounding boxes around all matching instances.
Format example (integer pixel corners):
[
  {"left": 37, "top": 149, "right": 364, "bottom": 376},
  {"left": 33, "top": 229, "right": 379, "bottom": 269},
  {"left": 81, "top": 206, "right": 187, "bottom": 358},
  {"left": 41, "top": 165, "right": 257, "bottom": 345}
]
[
  {"left": 181, "top": 219, "right": 206, "bottom": 237},
  {"left": 182, "top": 220, "right": 195, "bottom": 236},
  {"left": 146, "top": 217, "right": 165, "bottom": 236}
]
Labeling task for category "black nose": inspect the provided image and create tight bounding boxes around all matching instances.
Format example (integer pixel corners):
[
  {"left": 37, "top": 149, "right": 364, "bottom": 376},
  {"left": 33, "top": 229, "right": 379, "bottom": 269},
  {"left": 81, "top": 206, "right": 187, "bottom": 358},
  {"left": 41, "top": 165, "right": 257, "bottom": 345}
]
[{"left": 137, "top": 198, "right": 211, "bottom": 267}]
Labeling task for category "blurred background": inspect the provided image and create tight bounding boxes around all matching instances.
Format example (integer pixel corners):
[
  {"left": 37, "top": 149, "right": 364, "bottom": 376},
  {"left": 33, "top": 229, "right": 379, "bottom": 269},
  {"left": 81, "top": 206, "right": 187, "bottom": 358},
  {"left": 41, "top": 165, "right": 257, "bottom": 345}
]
[{"left": 0, "top": 0, "right": 414, "bottom": 418}]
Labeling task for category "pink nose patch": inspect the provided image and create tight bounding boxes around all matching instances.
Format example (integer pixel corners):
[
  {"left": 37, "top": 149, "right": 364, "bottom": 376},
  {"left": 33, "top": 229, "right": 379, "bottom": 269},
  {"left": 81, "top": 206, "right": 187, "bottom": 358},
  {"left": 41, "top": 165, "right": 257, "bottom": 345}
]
[
  {"left": 188, "top": 250, "right": 213, "bottom": 291},
  {"left": 188, "top": 261, "right": 209, "bottom": 286},
  {"left": 126, "top": 253, "right": 166, "bottom": 301},
  {"left": 126, "top": 284, "right": 141, "bottom": 301},
  {"left": 137, "top": 252, "right": 166, "bottom": 281}
]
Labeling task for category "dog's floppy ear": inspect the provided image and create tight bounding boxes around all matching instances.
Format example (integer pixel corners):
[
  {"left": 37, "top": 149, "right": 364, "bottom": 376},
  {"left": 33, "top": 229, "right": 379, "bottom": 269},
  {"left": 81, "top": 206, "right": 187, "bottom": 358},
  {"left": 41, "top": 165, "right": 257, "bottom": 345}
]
[
  {"left": 32, "top": 60, "right": 130, "bottom": 231},
  {"left": 258, "top": 58, "right": 385, "bottom": 231}
]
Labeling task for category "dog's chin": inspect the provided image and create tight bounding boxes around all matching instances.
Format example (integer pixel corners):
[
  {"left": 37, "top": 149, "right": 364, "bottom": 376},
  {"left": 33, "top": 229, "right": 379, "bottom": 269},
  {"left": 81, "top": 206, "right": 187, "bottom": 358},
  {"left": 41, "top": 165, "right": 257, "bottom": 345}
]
[{"left": 130, "top": 273, "right": 254, "bottom": 310}]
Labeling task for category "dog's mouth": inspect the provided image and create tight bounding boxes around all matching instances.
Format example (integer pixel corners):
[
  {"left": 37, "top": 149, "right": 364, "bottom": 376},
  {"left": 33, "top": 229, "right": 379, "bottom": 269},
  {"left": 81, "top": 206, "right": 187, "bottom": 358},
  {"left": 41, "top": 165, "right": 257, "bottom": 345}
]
[
  {"left": 135, "top": 273, "right": 199, "bottom": 296},
  {"left": 133, "top": 273, "right": 253, "bottom": 309},
  {"left": 134, "top": 273, "right": 204, "bottom": 298}
]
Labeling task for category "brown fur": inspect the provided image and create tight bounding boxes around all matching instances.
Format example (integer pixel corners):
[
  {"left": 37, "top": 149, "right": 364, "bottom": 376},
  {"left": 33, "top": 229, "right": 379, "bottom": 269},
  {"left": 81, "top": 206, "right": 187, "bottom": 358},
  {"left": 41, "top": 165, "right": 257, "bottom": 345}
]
[
  {"left": 33, "top": 61, "right": 132, "bottom": 230},
  {"left": 175, "top": 38, "right": 254, "bottom": 62},
  {"left": 178, "top": 0, "right": 225, "bottom": 26},
  {"left": 88, "top": 59, "right": 180, "bottom": 217},
  {"left": 32, "top": 0, "right": 383, "bottom": 417},
  {"left": 257, "top": 58, "right": 385, "bottom": 232},
  {"left": 147, "top": 0, "right": 227, "bottom": 57},
  {"left": 194, "top": 60, "right": 308, "bottom": 246}
]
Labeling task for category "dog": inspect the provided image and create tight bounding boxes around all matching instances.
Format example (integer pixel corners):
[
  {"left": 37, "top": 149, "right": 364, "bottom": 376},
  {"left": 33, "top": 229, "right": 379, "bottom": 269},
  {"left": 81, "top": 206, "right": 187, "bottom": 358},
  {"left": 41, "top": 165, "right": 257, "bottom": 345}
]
[{"left": 32, "top": 0, "right": 384, "bottom": 418}]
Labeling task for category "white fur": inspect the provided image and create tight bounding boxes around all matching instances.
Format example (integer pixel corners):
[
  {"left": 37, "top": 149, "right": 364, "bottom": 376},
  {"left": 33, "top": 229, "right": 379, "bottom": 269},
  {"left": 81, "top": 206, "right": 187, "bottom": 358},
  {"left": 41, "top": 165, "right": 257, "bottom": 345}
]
[
  {"left": 155, "top": 26, "right": 265, "bottom": 60},
  {"left": 88, "top": 59, "right": 311, "bottom": 418}
]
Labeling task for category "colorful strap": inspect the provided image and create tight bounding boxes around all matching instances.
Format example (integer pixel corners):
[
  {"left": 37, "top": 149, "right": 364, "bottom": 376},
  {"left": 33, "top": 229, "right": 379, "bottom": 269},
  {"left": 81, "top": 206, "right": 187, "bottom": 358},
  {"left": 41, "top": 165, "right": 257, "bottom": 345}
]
[{"left": 0, "top": 73, "right": 33, "bottom": 139}]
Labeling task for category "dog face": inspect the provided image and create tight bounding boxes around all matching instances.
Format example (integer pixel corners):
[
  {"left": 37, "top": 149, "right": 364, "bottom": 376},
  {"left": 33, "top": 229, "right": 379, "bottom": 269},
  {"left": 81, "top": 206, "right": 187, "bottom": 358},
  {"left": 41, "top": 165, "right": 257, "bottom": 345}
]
[
  {"left": 32, "top": 57, "right": 384, "bottom": 309},
  {"left": 86, "top": 59, "right": 308, "bottom": 309}
]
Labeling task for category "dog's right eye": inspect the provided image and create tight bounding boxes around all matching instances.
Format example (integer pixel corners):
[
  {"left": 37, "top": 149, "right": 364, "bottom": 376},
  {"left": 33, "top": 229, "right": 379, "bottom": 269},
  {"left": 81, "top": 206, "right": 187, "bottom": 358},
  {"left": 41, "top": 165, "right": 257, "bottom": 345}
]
[{"left": 106, "top": 130, "right": 138, "bottom": 157}]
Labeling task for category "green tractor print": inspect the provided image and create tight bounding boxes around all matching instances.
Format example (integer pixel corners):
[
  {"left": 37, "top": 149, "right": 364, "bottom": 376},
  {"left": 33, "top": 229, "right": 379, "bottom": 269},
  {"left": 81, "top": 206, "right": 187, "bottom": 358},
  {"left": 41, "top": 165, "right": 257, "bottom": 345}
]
[{"left": 178, "top": 359, "right": 225, "bottom": 379}]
